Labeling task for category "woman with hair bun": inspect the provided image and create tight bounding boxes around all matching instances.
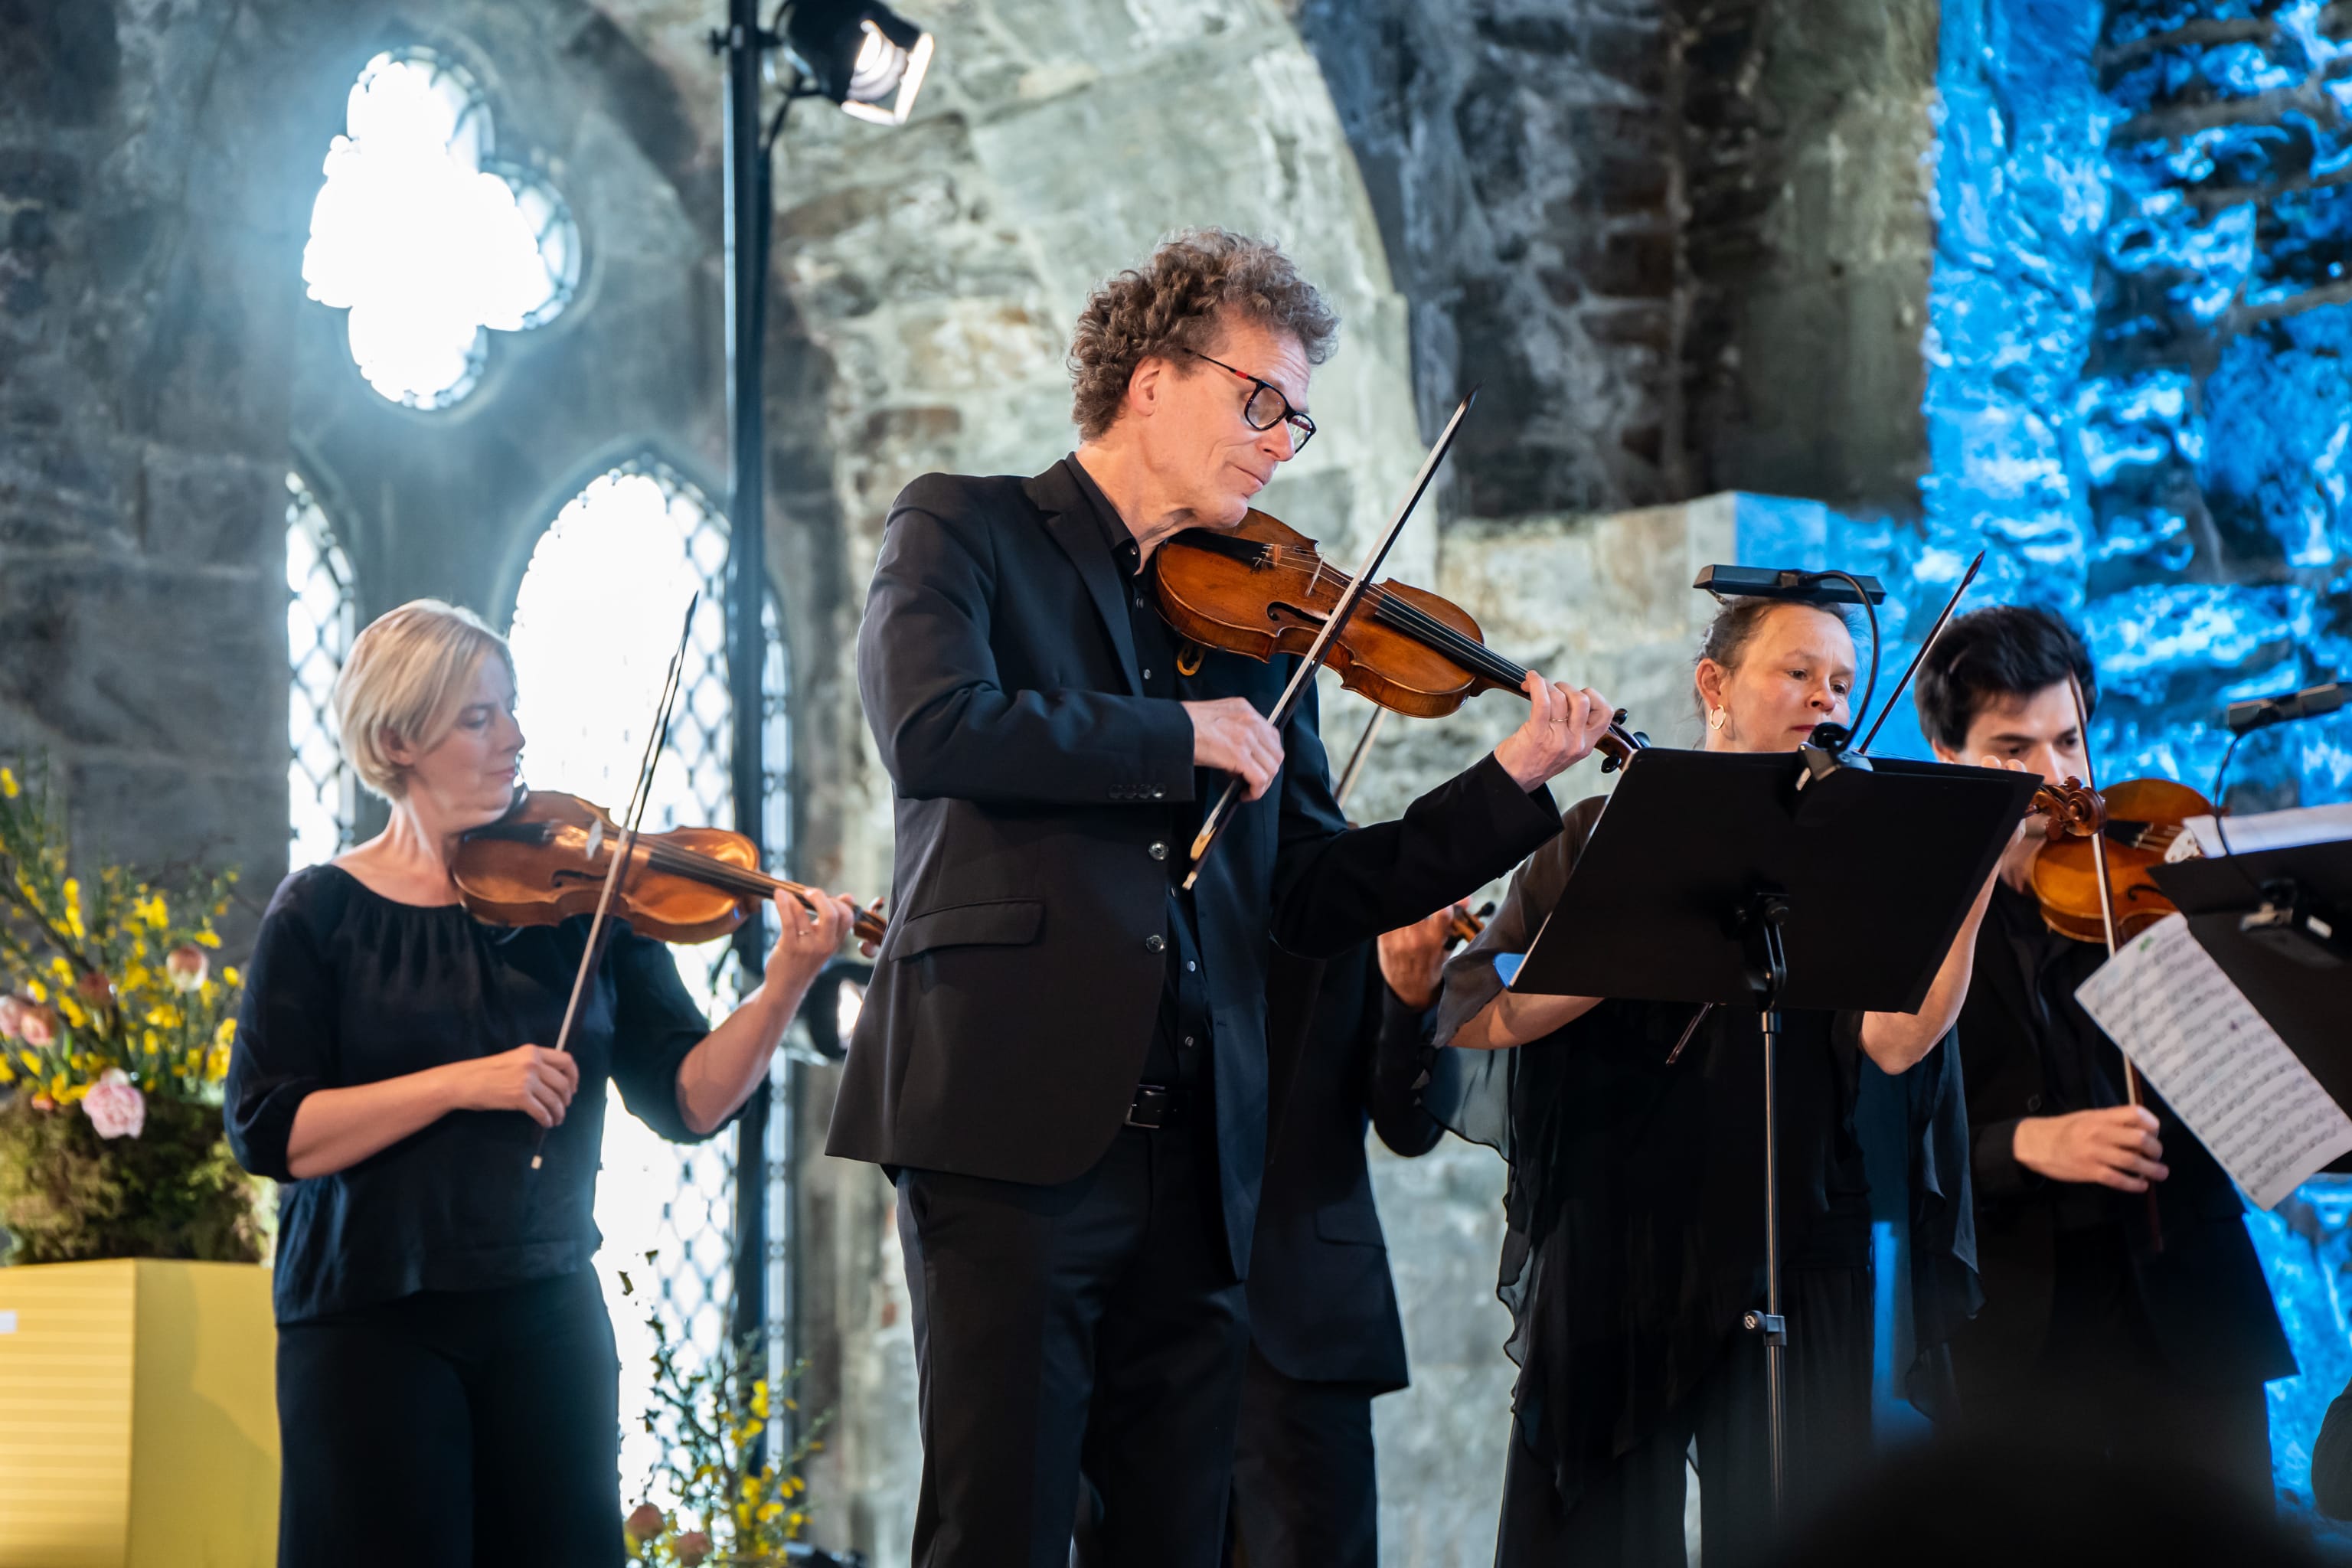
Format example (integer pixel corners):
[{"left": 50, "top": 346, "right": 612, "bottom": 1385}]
[
  {"left": 225, "top": 599, "right": 856, "bottom": 1568},
  {"left": 1430, "top": 594, "right": 2002, "bottom": 1568}
]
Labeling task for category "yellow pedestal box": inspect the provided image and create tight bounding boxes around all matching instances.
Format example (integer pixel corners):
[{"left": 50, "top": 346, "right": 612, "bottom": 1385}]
[{"left": 0, "top": 1259, "right": 278, "bottom": 1567}]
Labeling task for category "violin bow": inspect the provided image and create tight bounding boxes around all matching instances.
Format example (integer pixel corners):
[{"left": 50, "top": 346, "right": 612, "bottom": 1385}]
[
  {"left": 529, "top": 593, "right": 698, "bottom": 1171},
  {"left": 1181, "top": 387, "right": 1480, "bottom": 890},
  {"left": 1854, "top": 548, "right": 1985, "bottom": 756},
  {"left": 2065, "top": 668, "right": 2165, "bottom": 1250},
  {"left": 1331, "top": 707, "right": 1390, "bottom": 813}
]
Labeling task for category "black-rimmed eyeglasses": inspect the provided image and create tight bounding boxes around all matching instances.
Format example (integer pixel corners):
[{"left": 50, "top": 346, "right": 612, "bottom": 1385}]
[{"left": 1188, "top": 350, "right": 1316, "bottom": 453}]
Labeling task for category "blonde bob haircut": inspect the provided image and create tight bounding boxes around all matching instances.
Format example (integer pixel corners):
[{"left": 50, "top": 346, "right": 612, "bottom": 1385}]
[{"left": 333, "top": 599, "right": 514, "bottom": 800}]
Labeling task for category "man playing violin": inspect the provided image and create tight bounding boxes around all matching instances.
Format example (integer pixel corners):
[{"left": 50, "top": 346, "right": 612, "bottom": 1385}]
[
  {"left": 831, "top": 227, "right": 1617, "bottom": 1568},
  {"left": 1917, "top": 605, "right": 2293, "bottom": 1506}
]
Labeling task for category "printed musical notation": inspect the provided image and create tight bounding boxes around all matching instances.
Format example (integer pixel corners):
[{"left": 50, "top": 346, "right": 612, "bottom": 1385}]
[{"left": 2076, "top": 913, "right": 2352, "bottom": 1210}]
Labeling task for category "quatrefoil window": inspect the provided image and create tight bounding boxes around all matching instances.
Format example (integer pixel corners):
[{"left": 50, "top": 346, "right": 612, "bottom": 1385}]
[{"left": 302, "top": 47, "right": 580, "bottom": 410}]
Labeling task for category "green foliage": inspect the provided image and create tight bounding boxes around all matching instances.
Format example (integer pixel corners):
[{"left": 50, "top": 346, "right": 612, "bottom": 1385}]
[
  {"left": 623, "top": 1285, "right": 832, "bottom": 1567},
  {"left": 0, "top": 756, "right": 268, "bottom": 1264},
  {"left": 0, "top": 1092, "right": 263, "bottom": 1264}
]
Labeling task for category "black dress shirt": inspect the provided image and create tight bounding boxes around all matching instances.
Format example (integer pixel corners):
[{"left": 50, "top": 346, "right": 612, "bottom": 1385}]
[
  {"left": 1068, "top": 456, "right": 1210, "bottom": 1091},
  {"left": 224, "top": 866, "right": 716, "bottom": 1324}
]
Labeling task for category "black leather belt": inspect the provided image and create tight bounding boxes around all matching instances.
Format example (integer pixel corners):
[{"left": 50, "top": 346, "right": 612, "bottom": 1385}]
[{"left": 1125, "top": 1082, "right": 1191, "bottom": 1129}]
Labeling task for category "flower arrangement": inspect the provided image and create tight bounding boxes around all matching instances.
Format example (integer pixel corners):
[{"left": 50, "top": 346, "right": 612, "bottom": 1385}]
[
  {"left": 0, "top": 760, "right": 266, "bottom": 1264},
  {"left": 622, "top": 1277, "right": 835, "bottom": 1568}
]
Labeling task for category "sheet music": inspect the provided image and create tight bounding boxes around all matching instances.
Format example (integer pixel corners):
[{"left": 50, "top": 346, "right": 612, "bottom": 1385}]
[
  {"left": 2076, "top": 913, "right": 2352, "bottom": 1210},
  {"left": 2183, "top": 801, "right": 2352, "bottom": 858}
]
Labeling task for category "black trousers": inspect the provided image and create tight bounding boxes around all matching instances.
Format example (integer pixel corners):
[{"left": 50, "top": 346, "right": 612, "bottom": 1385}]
[
  {"left": 1495, "top": 1266, "right": 1875, "bottom": 1568},
  {"left": 273, "top": 1269, "right": 622, "bottom": 1568},
  {"left": 1227, "top": 1345, "right": 1381, "bottom": 1568},
  {"left": 1951, "top": 1227, "right": 2275, "bottom": 1509},
  {"left": 897, "top": 1121, "right": 1250, "bottom": 1568}
]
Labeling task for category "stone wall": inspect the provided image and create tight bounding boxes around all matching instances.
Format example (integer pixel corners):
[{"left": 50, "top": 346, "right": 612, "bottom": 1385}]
[
  {"left": 0, "top": 2, "right": 318, "bottom": 895},
  {"left": 1295, "top": 0, "right": 1941, "bottom": 525}
]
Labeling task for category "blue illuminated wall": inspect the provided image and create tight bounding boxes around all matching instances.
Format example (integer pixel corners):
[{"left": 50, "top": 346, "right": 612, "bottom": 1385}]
[{"left": 1749, "top": 0, "right": 2352, "bottom": 1510}]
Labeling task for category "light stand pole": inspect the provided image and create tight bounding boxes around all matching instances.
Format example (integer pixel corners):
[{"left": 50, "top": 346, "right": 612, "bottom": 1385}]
[
  {"left": 719, "top": 0, "right": 785, "bottom": 1432},
  {"left": 711, "top": 0, "right": 936, "bottom": 1466}
]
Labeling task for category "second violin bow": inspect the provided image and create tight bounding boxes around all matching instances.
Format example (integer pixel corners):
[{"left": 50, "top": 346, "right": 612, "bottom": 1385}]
[
  {"left": 1856, "top": 548, "right": 1986, "bottom": 756},
  {"left": 1182, "top": 387, "right": 1480, "bottom": 890}
]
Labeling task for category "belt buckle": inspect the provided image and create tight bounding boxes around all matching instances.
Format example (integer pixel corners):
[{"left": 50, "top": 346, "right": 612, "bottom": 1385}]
[{"left": 1125, "top": 1083, "right": 1176, "bottom": 1129}]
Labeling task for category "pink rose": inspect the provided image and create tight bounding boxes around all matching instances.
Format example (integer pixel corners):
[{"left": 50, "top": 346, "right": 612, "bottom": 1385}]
[
  {"left": 0, "top": 994, "right": 24, "bottom": 1039},
  {"left": 674, "top": 1530, "right": 711, "bottom": 1566},
  {"left": 77, "top": 970, "right": 113, "bottom": 1007},
  {"left": 166, "top": 945, "right": 208, "bottom": 993},
  {"left": 80, "top": 1069, "right": 145, "bottom": 1139},
  {"left": 17, "top": 1005, "right": 56, "bottom": 1049},
  {"left": 624, "top": 1504, "right": 665, "bottom": 1544},
  {"left": 28, "top": 1093, "right": 54, "bottom": 1112}
]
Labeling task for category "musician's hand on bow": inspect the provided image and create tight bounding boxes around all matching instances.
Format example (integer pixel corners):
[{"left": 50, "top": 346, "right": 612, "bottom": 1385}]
[
  {"left": 1187, "top": 697, "right": 1285, "bottom": 802},
  {"left": 767, "top": 887, "right": 856, "bottom": 991},
  {"left": 2013, "top": 1106, "right": 2170, "bottom": 1191},
  {"left": 459, "top": 1044, "right": 580, "bottom": 1129},
  {"left": 1377, "top": 903, "right": 1466, "bottom": 1010},
  {"left": 1492, "top": 675, "right": 1614, "bottom": 790}
]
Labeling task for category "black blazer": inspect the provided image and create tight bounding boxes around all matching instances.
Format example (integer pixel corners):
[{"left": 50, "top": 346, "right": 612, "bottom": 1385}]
[
  {"left": 828, "top": 461, "right": 1561, "bottom": 1274},
  {"left": 1249, "top": 944, "right": 1444, "bottom": 1390},
  {"left": 1952, "top": 895, "right": 2295, "bottom": 1391}
]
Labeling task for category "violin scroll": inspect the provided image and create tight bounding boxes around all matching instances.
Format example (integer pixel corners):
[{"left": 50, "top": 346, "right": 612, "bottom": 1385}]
[{"left": 2027, "top": 777, "right": 2105, "bottom": 839}]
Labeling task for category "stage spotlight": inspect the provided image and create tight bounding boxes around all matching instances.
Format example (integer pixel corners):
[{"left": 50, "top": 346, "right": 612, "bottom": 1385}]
[{"left": 783, "top": 1, "right": 935, "bottom": 126}]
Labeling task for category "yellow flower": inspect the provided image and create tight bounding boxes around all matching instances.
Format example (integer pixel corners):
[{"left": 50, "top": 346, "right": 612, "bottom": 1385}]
[
  {"left": 57, "top": 995, "right": 85, "bottom": 1029},
  {"left": 214, "top": 1018, "right": 236, "bottom": 1047},
  {"left": 0, "top": 1059, "right": 15, "bottom": 1085},
  {"left": 194, "top": 930, "right": 221, "bottom": 949},
  {"left": 24, "top": 978, "right": 43, "bottom": 1003},
  {"left": 17, "top": 1050, "right": 38, "bottom": 1074},
  {"left": 60, "top": 879, "right": 84, "bottom": 939},
  {"left": 139, "top": 893, "right": 167, "bottom": 929},
  {"left": 0, "top": 766, "right": 18, "bottom": 798},
  {"left": 222, "top": 965, "right": 242, "bottom": 988},
  {"left": 48, "top": 956, "right": 72, "bottom": 983},
  {"left": 143, "top": 1030, "right": 159, "bottom": 1054}
]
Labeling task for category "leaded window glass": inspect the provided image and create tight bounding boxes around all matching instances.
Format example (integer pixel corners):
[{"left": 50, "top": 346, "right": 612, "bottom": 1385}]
[
  {"left": 505, "top": 456, "right": 789, "bottom": 1505},
  {"left": 286, "top": 474, "right": 359, "bottom": 871},
  {"left": 302, "top": 47, "right": 580, "bottom": 410}
]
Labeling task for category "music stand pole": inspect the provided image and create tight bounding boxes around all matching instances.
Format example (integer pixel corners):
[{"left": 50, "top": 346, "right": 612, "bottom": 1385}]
[{"left": 1740, "top": 893, "right": 1792, "bottom": 1511}]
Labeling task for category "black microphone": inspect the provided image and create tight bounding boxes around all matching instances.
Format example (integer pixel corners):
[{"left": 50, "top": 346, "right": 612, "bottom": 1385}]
[{"left": 2225, "top": 681, "right": 2346, "bottom": 736}]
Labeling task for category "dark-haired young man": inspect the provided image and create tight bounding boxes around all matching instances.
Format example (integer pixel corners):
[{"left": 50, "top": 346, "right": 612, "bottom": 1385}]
[{"left": 1916, "top": 605, "right": 2294, "bottom": 1503}]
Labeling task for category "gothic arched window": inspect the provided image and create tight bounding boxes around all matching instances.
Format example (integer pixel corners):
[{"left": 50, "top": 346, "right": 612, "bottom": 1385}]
[
  {"left": 286, "top": 473, "right": 360, "bottom": 871},
  {"left": 301, "top": 47, "right": 580, "bottom": 410},
  {"left": 506, "top": 456, "right": 790, "bottom": 1498}
]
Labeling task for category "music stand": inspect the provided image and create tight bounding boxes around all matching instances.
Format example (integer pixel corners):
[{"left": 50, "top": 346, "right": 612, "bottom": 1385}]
[
  {"left": 2154, "top": 840, "right": 2352, "bottom": 1169},
  {"left": 1510, "top": 746, "right": 2034, "bottom": 1508}
]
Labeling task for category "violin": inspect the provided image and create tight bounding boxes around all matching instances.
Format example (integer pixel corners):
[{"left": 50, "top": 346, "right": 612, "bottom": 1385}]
[
  {"left": 1446, "top": 901, "right": 1494, "bottom": 950},
  {"left": 2029, "top": 777, "right": 2210, "bottom": 945},
  {"left": 1152, "top": 511, "right": 1648, "bottom": 769},
  {"left": 453, "top": 789, "right": 888, "bottom": 949}
]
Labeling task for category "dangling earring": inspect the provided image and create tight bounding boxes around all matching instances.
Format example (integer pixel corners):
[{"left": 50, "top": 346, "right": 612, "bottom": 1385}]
[{"left": 1707, "top": 707, "right": 1726, "bottom": 731}]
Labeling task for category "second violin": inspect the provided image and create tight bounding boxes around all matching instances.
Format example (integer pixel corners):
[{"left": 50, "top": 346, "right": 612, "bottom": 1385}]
[{"left": 1152, "top": 509, "right": 1649, "bottom": 769}]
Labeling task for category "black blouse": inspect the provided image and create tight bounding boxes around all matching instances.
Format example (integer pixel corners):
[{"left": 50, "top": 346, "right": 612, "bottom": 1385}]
[
  {"left": 225, "top": 866, "right": 715, "bottom": 1325},
  {"left": 1427, "top": 795, "right": 1978, "bottom": 1503}
]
